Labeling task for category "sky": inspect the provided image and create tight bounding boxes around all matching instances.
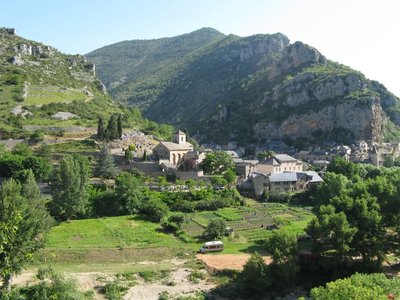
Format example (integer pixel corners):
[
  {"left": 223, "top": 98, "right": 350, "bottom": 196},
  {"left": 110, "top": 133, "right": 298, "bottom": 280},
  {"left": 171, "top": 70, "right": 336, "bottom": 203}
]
[{"left": 1, "top": 0, "right": 400, "bottom": 96}]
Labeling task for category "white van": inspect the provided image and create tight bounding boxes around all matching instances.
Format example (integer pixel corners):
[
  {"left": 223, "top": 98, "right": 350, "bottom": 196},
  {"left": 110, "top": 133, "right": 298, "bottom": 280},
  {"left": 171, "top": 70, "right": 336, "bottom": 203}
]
[{"left": 199, "top": 240, "right": 224, "bottom": 253}]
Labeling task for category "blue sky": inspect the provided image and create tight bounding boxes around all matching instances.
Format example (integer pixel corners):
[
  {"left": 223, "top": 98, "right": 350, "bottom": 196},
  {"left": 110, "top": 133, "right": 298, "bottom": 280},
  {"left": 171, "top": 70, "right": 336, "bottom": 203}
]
[{"left": 1, "top": 0, "right": 400, "bottom": 96}]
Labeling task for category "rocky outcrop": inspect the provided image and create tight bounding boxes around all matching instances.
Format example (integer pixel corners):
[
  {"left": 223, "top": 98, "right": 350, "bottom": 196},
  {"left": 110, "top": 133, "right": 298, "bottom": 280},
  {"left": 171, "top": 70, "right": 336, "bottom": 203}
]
[
  {"left": 17, "top": 44, "right": 52, "bottom": 57},
  {"left": 269, "top": 73, "right": 367, "bottom": 107},
  {"left": 12, "top": 106, "right": 32, "bottom": 118},
  {"left": 239, "top": 34, "right": 289, "bottom": 61},
  {"left": 51, "top": 112, "right": 80, "bottom": 120},
  {"left": 254, "top": 98, "right": 383, "bottom": 142},
  {"left": 8, "top": 55, "right": 24, "bottom": 65},
  {"left": 269, "top": 42, "right": 326, "bottom": 80}
]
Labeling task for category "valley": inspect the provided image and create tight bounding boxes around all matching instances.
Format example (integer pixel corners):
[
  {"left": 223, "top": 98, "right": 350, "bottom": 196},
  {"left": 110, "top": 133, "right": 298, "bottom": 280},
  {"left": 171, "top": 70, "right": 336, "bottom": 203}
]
[{"left": 1, "top": 26, "right": 400, "bottom": 300}]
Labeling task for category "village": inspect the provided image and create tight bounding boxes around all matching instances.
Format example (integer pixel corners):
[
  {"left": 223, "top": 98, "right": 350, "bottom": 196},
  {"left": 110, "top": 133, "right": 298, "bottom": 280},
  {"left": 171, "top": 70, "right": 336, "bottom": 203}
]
[{"left": 102, "top": 128, "right": 400, "bottom": 199}]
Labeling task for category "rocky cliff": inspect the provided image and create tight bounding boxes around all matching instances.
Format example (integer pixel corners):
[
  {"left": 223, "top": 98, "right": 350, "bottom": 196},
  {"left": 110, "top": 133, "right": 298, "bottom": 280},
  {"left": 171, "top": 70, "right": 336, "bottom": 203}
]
[{"left": 87, "top": 28, "right": 400, "bottom": 145}]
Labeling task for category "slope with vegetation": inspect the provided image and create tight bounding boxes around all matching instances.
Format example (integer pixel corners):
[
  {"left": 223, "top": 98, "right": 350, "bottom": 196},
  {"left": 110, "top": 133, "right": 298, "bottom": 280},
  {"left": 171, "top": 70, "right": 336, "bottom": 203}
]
[
  {"left": 88, "top": 28, "right": 400, "bottom": 145},
  {"left": 0, "top": 28, "right": 173, "bottom": 141}
]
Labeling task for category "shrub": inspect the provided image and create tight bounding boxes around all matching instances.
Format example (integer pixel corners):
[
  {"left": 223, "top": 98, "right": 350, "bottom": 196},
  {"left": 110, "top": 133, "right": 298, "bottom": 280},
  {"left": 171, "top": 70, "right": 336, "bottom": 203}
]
[
  {"left": 162, "top": 213, "right": 185, "bottom": 232},
  {"left": 203, "top": 219, "right": 227, "bottom": 239},
  {"left": 5, "top": 266, "right": 94, "bottom": 300},
  {"left": 265, "top": 192, "right": 291, "bottom": 203},
  {"left": 141, "top": 198, "right": 169, "bottom": 222},
  {"left": 103, "top": 281, "right": 129, "bottom": 300},
  {"left": 171, "top": 200, "right": 195, "bottom": 213}
]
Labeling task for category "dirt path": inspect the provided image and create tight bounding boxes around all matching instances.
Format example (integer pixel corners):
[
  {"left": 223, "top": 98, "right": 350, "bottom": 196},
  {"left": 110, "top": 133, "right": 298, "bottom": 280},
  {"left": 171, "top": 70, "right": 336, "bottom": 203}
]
[{"left": 197, "top": 254, "right": 272, "bottom": 270}]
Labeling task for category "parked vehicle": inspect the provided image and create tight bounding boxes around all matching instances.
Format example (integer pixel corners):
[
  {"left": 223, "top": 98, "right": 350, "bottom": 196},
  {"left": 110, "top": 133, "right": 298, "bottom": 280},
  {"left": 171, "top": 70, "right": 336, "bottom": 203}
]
[{"left": 199, "top": 240, "right": 224, "bottom": 253}]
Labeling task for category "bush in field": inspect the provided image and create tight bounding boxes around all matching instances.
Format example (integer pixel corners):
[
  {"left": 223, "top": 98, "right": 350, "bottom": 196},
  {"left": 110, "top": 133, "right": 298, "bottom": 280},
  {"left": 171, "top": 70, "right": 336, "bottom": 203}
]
[
  {"left": 162, "top": 213, "right": 185, "bottom": 232},
  {"left": 172, "top": 200, "right": 195, "bottom": 213},
  {"left": 203, "top": 219, "right": 227, "bottom": 239},
  {"left": 141, "top": 198, "right": 169, "bottom": 222}
]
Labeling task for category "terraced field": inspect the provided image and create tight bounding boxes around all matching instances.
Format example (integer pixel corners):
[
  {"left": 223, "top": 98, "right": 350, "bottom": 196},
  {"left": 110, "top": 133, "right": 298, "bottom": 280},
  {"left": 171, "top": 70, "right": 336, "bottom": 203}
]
[{"left": 182, "top": 202, "right": 313, "bottom": 242}]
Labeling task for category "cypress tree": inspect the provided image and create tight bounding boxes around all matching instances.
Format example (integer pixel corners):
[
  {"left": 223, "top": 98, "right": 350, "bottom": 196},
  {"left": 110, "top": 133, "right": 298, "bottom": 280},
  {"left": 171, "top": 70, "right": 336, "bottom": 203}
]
[
  {"left": 117, "top": 114, "right": 123, "bottom": 139},
  {"left": 107, "top": 115, "right": 119, "bottom": 140},
  {"left": 142, "top": 150, "right": 147, "bottom": 161},
  {"left": 97, "top": 117, "right": 105, "bottom": 140}
]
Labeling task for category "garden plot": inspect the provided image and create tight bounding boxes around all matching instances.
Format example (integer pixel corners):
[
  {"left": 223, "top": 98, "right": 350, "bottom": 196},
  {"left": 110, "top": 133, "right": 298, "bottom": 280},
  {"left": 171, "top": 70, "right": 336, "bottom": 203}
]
[{"left": 182, "top": 203, "right": 313, "bottom": 242}]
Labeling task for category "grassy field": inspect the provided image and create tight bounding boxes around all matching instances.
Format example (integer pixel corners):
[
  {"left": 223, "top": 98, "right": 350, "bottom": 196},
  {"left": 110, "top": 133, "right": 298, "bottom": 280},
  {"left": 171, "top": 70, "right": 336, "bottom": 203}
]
[
  {"left": 47, "top": 216, "right": 182, "bottom": 249},
  {"left": 25, "top": 85, "right": 88, "bottom": 105},
  {"left": 40, "top": 201, "right": 313, "bottom": 270}
]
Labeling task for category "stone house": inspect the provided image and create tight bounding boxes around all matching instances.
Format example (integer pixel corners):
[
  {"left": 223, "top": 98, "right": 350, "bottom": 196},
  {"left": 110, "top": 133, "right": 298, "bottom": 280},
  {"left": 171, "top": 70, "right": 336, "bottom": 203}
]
[
  {"left": 256, "top": 154, "right": 303, "bottom": 174},
  {"left": 233, "top": 158, "right": 259, "bottom": 178},
  {"left": 153, "top": 131, "right": 193, "bottom": 165},
  {"left": 268, "top": 172, "right": 310, "bottom": 193},
  {"left": 249, "top": 171, "right": 323, "bottom": 198},
  {"left": 252, "top": 173, "right": 269, "bottom": 198}
]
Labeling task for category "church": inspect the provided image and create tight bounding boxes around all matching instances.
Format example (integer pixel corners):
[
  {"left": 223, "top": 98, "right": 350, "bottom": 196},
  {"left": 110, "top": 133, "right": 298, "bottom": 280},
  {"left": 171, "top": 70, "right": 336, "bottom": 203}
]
[{"left": 153, "top": 130, "right": 193, "bottom": 165}]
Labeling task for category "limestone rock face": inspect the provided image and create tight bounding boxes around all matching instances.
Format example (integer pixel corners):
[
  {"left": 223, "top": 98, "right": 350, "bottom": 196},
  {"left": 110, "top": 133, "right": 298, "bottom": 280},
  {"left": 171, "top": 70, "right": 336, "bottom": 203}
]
[
  {"left": 17, "top": 44, "right": 52, "bottom": 57},
  {"left": 269, "top": 42, "right": 326, "bottom": 80},
  {"left": 239, "top": 34, "right": 289, "bottom": 61},
  {"left": 254, "top": 99, "right": 383, "bottom": 142}
]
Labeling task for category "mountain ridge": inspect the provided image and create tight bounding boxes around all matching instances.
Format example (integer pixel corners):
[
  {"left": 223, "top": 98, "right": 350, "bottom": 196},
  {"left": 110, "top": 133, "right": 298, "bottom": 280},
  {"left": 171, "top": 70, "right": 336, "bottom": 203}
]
[{"left": 87, "top": 28, "right": 400, "bottom": 146}]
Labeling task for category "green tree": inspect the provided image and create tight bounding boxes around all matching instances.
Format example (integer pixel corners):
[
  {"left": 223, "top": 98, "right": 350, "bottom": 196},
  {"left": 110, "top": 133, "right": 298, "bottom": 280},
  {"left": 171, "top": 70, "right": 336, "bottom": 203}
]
[
  {"left": 35, "top": 143, "right": 52, "bottom": 161},
  {"left": 307, "top": 205, "right": 357, "bottom": 264},
  {"left": 0, "top": 179, "right": 53, "bottom": 292},
  {"left": 266, "top": 230, "right": 298, "bottom": 264},
  {"left": 21, "top": 169, "right": 41, "bottom": 200},
  {"left": 124, "top": 149, "right": 133, "bottom": 163},
  {"left": 97, "top": 116, "right": 105, "bottom": 140},
  {"left": 106, "top": 114, "right": 119, "bottom": 141},
  {"left": 0, "top": 154, "right": 24, "bottom": 177},
  {"left": 22, "top": 156, "right": 53, "bottom": 181},
  {"left": 141, "top": 196, "right": 169, "bottom": 222},
  {"left": 203, "top": 219, "right": 227, "bottom": 239},
  {"left": 265, "top": 230, "right": 299, "bottom": 291},
  {"left": 327, "top": 156, "right": 363, "bottom": 178},
  {"left": 117, "top": 114, "right": 123, "bottom": 139},
  {"left": 223, "top": 169, "right": 236, "bottom": 187},
  {"left": 95, "top": 144, "right": 117, "bottom": 179},
  {"left": 199, "top": 151, "right": 235, "bottom": 175},
  {"left": 50, "top": 155, "right": 90, "bottom": 220},
  {"left": 115, "top": 172, "right": 145, "bottom": 214},
  {"left": 142, "top": 150, "right": 147, "bottom": 161},
  {"left": 257, "top": 150, "right": 275, "bottom": 160},
  {"left": 239, "top": 252, "right": 270, "bottom": 297},
  {"left": 310, "top": 273, "right": 400, "bottom": 300}
]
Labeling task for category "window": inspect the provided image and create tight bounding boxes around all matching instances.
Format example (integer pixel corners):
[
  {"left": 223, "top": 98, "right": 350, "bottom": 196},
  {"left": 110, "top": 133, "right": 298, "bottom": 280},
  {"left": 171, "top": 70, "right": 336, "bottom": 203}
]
[{"left": 181, "top": 137, "right": 183, "bottom": 142}]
